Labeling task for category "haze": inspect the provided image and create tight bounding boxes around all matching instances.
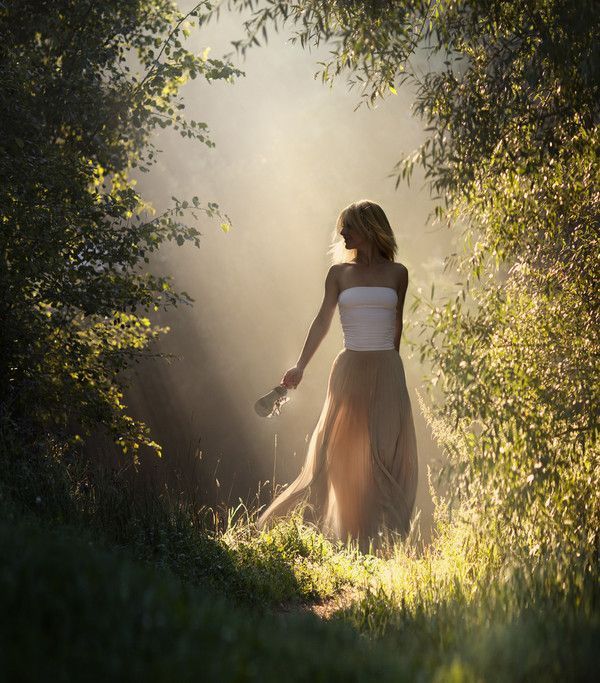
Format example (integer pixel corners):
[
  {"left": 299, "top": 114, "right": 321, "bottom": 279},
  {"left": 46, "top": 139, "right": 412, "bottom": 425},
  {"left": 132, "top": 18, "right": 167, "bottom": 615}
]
[{"left": 121, "top": 2, "right": 459, "bottom": 542}]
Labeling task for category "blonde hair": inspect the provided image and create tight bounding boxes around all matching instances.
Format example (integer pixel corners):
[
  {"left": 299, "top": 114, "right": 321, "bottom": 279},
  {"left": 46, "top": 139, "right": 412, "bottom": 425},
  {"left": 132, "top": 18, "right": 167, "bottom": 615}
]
[{"left": 327, "top": 199, "right": 398, "bottom": 265}]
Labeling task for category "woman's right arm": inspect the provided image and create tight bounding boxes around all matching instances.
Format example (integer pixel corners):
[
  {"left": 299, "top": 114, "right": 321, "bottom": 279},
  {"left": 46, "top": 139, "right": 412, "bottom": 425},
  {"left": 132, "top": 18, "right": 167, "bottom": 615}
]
[{"left": 281, "top": 266, "right": 339, "bottom": 388}]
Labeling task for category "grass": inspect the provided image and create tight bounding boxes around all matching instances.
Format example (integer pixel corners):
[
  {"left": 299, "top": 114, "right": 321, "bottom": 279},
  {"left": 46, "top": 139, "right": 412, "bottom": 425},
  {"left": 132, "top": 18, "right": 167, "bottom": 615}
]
[
  {"left": 0, "top": 503, "right": 406, "bottom": 682},
  {"left": 0, "top": 445, "right": 598, "bottom": 681}
]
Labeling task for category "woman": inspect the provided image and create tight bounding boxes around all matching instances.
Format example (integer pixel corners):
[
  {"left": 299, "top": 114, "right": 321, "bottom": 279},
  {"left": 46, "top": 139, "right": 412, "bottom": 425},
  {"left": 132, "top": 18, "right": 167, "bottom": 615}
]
[{"left": 257, "top": 199, "right": 419, "bottom": 554}]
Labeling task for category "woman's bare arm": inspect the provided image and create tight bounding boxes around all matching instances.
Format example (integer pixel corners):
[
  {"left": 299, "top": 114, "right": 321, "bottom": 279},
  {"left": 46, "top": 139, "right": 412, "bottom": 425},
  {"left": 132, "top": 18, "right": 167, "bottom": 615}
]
[
  {"left": 281, "top": 266, "right": 339, "bottom": 389},
  {"left": 394, "top": 264, "right": 409, "bottom": 353},
  {"left": 295, "top": 265, "right": 339, "bottom": 370}
]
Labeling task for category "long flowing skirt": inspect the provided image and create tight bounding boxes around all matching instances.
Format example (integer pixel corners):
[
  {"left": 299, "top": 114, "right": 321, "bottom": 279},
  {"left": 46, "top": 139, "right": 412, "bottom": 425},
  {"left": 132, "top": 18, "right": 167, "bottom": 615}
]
[{"left": 257, "top": 348, "right": 418, "bottom": 554}]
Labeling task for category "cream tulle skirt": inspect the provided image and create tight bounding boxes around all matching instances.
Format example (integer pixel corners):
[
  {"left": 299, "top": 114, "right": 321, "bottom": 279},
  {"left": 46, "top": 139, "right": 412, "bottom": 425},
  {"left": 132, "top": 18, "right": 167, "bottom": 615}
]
[{"left": 257, "top": 348, "right": 418, "bottom": 554}]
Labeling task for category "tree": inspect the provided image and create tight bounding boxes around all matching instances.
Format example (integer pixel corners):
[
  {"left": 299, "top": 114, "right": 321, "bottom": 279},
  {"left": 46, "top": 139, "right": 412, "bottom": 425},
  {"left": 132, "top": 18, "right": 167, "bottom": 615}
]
[{"left": 0, "top": 1, "right": 242, "bottom": 458}]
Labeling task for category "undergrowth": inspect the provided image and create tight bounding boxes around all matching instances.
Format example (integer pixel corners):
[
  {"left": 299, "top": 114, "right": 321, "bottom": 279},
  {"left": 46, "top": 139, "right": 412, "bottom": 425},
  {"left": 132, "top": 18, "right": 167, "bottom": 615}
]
[{"left": 0, "top": 444, "right": 597, "bottom": 681}]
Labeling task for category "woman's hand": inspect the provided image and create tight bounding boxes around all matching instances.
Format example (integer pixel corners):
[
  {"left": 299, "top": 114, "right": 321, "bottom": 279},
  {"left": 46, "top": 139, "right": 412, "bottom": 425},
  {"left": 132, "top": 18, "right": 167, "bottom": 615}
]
[{"left": 281, "top": 365, "right": 304, "bottom": 389}]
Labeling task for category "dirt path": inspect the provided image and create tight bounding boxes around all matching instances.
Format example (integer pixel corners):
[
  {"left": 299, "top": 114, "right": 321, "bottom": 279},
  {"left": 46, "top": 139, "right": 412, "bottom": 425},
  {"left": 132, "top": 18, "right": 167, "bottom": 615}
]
[{"left": 275, "top": 585, "right": 363, "bottom": 620}]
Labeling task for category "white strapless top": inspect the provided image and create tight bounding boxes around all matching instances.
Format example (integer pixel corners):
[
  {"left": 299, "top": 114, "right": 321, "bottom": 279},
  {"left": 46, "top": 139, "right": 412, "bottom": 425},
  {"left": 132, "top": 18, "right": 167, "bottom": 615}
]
[{"left": 338, "top": 286, "right": 398, "bottom": 351}]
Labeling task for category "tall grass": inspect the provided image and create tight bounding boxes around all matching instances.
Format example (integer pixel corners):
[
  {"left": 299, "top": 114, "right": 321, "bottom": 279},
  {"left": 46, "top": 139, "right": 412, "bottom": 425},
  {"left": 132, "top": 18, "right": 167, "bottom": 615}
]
[{"left": 0, "top": 441, "right": 597, "bottom": 681}]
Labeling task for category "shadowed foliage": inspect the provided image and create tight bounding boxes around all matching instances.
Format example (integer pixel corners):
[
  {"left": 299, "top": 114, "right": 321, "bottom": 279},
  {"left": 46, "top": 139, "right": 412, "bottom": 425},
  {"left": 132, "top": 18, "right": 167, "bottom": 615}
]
[{"left": 0, "top": 0, "right": 238, "bottom": 458}]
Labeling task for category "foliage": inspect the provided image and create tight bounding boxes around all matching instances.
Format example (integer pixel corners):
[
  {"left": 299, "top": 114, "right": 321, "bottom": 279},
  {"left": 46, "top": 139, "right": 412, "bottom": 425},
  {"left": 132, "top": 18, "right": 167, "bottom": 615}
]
[
  {"left": 0, "top": 1, "right": 241, "bottom": 457},
  {"left": 218, "top": 0, "right": 600, "bottom": 570},
  {"left": 1, "top": 3, "right": 598, "bottom": 678},
  {"left": 339, "top": 500, "right": 598, "bottom": 682},
  {"left": 0, "top": 443, "right": 371, "bottom": 608},
  {"left": 0, "top": 506, "right": 409, "bottom": 682},
  {"left": 0, "top": 450, "right": 597, "bottom": 681}
]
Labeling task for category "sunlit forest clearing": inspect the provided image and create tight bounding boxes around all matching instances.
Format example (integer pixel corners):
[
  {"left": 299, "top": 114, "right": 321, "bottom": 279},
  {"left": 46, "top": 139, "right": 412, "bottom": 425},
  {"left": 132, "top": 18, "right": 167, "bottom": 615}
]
[{"left": 1, "top": 1, "right": 598, "bottom": 681}]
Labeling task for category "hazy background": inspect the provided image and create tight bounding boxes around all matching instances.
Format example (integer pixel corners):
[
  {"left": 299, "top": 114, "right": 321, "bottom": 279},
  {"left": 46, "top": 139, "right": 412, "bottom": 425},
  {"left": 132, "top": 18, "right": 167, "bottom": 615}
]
[{"left": 119, "top": 2, "right": 458, "bottom": 541}]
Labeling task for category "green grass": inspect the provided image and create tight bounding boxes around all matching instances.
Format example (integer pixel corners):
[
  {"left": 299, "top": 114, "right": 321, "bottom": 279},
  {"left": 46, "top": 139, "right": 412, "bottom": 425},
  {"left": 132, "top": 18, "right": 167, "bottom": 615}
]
[
  {"left": 0, "top": 503, "right": 405, "bottom": 682},
  {"left": 0, "top": 447, "right": 597, "bottom": 681},
  {"left": 0, "top": 447, "right": 372, "bottom": 609}
]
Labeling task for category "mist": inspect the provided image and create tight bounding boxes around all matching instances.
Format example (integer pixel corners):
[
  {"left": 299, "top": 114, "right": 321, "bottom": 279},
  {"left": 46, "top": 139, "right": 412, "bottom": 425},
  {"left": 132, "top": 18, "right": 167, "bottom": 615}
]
[{"left": 120, "top": 3, "right": 458, "bottom": 541}]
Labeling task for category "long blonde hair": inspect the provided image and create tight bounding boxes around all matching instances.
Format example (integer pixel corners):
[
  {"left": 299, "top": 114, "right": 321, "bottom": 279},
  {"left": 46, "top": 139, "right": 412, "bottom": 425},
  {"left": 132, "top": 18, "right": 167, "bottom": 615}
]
[{"left": 327, "top": 199, "right": 397, "bottom": 265}]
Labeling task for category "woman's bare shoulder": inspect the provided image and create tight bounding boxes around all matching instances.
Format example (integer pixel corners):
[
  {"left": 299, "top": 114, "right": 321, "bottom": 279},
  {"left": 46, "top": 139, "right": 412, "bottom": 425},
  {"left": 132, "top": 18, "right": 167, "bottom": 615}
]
[
  {"left": 325, "top": 263, "right": 343, "bottom": 289},
  {"left": 394, "top": 262, "right": 409, "bottom": 288},
  {"left": 327, "top": 263, "right": 345, "bottom": 277},
  {"left": 395, "top": 262, "right": 409, "bottom": 277}
]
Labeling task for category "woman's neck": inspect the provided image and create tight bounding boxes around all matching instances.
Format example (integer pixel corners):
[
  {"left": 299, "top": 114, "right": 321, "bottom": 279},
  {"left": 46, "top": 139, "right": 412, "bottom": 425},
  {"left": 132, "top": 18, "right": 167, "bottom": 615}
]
[{"left": 352, "top": 253, "right": 387, "bottom": 266}]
